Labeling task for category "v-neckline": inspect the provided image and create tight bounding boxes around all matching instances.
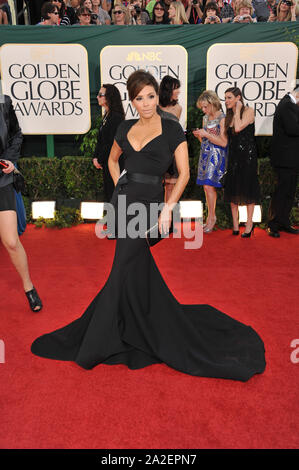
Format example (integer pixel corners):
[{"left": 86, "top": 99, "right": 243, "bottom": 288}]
[{"left": 126, "top": 117, "right": 163, "bottom": 153}]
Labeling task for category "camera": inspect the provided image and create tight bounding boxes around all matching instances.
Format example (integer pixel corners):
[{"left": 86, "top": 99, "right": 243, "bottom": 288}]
[
  {"left": 192, "top": 0, "right": 198, "bottom": 4},
  {"left": 239, "top": 15, "right": 245, "bottom": 20},
  {"left": 272, "top": 5, "right": 277, "bottom": 15},
  {"left": 285, "top": 0, "right": 292, "bottom": 5},
  {"left": 209, "top": 16, "right": 216, "bottom": 20},
  {"left": 91, "top": 13, "right": 98, "bottom": 22},
  {"left": 134, "top": 5, "right": 141, "bottom": 14}
]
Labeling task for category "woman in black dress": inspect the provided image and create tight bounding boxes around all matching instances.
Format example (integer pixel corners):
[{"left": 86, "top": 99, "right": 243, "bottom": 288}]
[
  {"left": 31, "top": 71, "right": 265, "bottom": 381},
  {"left": 224, "top": 87, "right": 261, "bottom": 238},
  {"left": 0, "top": 95, "right": 42, "bottom": 312},
  {"left": 93, "top": 84, "right": 125, "bottom": 202}
]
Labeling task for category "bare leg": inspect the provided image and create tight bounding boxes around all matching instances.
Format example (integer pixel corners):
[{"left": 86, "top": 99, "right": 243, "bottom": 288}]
[
  {"left": 245, "top": 204, "right": 255, "bottom": 233},
  {"left": 0, "top": 210, "right": 34, "bottom": 293},
  {"left": 230, "top": 203, "right": 239, "bottom": 231},
  {"left": 204, "top": 185, "right": 217, "bottom": 226}
]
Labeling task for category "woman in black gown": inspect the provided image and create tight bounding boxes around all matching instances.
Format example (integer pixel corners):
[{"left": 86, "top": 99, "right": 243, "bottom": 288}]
[
  {"left": 223, "top": 87, "right": 261, "bottom": 238},
  {"left": 31, "top": 72, "right": 265, "bottom": 381},
  {"left": 93, "top": 84, "right": 125, "bottom": 202}
]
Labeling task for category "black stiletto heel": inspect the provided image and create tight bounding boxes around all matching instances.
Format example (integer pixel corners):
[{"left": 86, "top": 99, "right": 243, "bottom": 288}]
[
  {"left": 232, "top": 230, "right": 239, "bottom": 235},
  {"left": 25, "top": 287, "right": 43, "bottom": 312},
  {"left": 241, "top": 225, "right": 254, "bottom": 238}
]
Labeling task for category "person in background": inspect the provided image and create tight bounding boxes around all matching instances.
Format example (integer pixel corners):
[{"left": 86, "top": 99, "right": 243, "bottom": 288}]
[
  {"left": 75, "top": 5, "right": 93, "bottom": 23},
  {"left": 268, "top": 0, "right": 297, "bottom": 21},
  {"left": 38, "top": 2, "right": 60, "bottom": 24},
  {"left": 185, "top": 0, "right": 203, "bottom": 24},
  {"left": 65, "top": 0, "right": 82, "bottom": 23},
  {"left": 147, "top": 1, "right": 170, "bottom": 23},
  {"left": 159, "top": 76, "right": 182, "bottom": 201},
  {"left": 0, "top": 94, "right": 43, "bottom": 312},
  {"left": 0, "top": 1, "right": 9, "bottom": 24},
  {"left": 201, "top": 1, "right": 222, "bottom": 22},
  {"left": 111, "top": 3, "right": 130, "bottom": 23},
  {"left": 128, "top": 0, "right": 150, "bottom": 23},
  {"left": 91, "top": 0, "right": 111, "bottom": 23},
  {"left": 216, "top": 0, "right": 234, "bottom": 22},
  {"left": 223, "top": 87, "right": 260, "bottom": 238},
  {"left": 251, "top": 0, "right": 278, "bottom": 21},
  {"left": 267, "top": 85, "right": 299, "bottom": 238},
  {"left": 193, "top": 91, "right": 227, "bottom": 233},
  {"left": 93, "top": 84, "right": 125, "bottom": 202},
  {"left": 49, "top": 0, "right": 71, "bottom": 24},
  {"left": 168, "top": 0, "right": 190, "bottom": 22},
  {"left": 232, "top": 0, "right": 256, "bottom": 21}
]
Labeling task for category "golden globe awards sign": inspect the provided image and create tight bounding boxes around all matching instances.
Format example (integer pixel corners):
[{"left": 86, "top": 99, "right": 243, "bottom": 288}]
[
  {"left": 207, "top": 42, "right": 298, "bottom": 135},
  {"left": 100, "top": 45, "right": 188, "bottom": 129},
  {"left": 0, "top": 44, "right": 91, "bottom": 134}
]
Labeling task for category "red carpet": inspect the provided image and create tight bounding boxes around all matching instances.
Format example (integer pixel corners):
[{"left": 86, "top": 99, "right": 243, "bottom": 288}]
[{"left": 0, "top": 224, "right": 298, "bottom": 449}]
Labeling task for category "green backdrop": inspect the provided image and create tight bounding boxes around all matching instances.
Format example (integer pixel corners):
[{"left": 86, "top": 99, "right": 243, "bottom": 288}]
[{"left": 0, "top": 23, "right": 298, "bottom": 156}]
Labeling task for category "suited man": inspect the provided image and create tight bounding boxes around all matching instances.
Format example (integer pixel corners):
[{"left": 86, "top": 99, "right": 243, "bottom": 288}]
[{"left": 267, "top": 86, "right": 299, "bottom": 237}]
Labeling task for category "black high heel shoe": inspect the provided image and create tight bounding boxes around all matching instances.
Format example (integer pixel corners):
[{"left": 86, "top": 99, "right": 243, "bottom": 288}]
[
  {"left": 232, "top": 230, "right": 239, "bottom": 235},
  {"left": 241, "top": 225, "right": 254, "bottom": 238},
  {"left": 25, "top": 287, "right": 43, "bottom": 312}
]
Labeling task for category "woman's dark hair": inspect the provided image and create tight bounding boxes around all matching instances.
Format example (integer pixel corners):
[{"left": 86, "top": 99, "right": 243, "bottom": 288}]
[
  {"left": 76, "top": 6, "right": 91, "bottom": 19},
  {"left": 102, "top": 84, "right": 125, "bottom": 118},
  {"left": 159, "top": 75, "right": 181, "bottom": 107},
  {"left": 224, "top": 87, "right": 245, "bottom": 134},
  {"left": 202, "top": 2, "right": 220, "bottom": 23},
  {"left": 151, "top": 1, "right": 170, "bottom": 24},
  {"left": 41, "top": 2, "right": 57, "bottom": 19},
  {"left": 50, "top": 0, "right": 66, "bottom": 18},
  {"left": 127, "top": 70, "right": 159, "bottom": 101}
]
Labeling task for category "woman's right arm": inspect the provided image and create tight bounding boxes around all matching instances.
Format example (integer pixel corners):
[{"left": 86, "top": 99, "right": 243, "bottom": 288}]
[{"left": 108, "top": 140, "right": 123, "bottom": 186}]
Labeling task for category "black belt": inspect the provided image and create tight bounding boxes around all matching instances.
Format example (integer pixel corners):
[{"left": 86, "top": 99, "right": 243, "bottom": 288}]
[
  {"left": 110, "top": 171, "right": 163, "bottom": 207},
  {"left": 127, "top": 172, "right": 163, "bottom": 185}
]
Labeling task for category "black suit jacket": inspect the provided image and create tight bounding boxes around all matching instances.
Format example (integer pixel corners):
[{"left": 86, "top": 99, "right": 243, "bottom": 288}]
[
  {"left": 0, "top": 95, "right": 23, "bottom": 188},
  {"left": 93, "top": 112, "right": 124, "bottom": 165},
  {"left": 271, "top": 94, "right": 299, "bottom": 169}
]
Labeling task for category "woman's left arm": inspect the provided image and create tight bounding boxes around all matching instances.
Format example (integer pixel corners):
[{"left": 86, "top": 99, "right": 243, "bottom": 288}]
[
  {"left": 233, "top": 104, "right": 255, "bottom": 133},
  {"left": 159, "top": 141, "right": 189, "bottom": 233},
  {"left": 1, "top": 96, "right": 23, "bottom": 171}
]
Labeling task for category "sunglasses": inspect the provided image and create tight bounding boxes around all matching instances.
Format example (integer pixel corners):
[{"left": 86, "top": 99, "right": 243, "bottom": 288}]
[
  {"left": 51, "top": 11, "right": 59, "bottom": 14},
  {"left": 98, "top": 93, "right": 105, "bottom": 97},
  {"left": 81, "top": 13, "right": 91, "bottom": 16},
  {"left": 114, "top": 10, "right": 124, "bottom": 14},
  {"left": 154, "top": 7, "right": 164, "bottom": 10}
]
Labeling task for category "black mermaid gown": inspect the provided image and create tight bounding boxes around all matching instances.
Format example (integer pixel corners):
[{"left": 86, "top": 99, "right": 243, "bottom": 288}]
[{"left": 31, "top": 118, "right": 266, "bottom": 382}]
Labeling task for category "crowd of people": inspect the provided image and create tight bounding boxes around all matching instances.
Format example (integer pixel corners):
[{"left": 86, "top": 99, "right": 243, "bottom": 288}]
[{"left": 0, "top": 0, "right": 298, "bottom": 25}]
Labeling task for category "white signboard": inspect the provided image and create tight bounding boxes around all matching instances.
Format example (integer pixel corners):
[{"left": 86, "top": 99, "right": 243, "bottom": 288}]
[
  {"left": 100, "top": 45, "right": 188, "bottom": 130},
  {"left": 0, "top": 44, "right": 91, "bottom": 134},
  {"left": 207, "top": 42, "right": 298, "bottom": 135}
]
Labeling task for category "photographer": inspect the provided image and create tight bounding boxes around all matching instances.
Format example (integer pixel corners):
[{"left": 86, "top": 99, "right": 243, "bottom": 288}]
[
  {"left": 268, "top": 0, "right": 296, "bottom": 21},
  {"left": 201, "top": 1, "right": 222, "bottom": 22},
  {"left": 233, "top": 0, "right": 256, "bottom": 22},
  {"left": 185, "top": 0, "right": 203, "bottom": 24},
  {"left": 91, "top": 0, "right": 111, "bottom": 24},
  {"left": 128, "top": 0, "right": 149, "bottom": 24}
]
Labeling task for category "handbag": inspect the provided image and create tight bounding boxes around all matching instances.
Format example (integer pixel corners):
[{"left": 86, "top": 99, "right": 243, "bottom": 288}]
[
  {"left": 12, "top": 168, "right": 25, "bottom": 193},
  {"left": 145, "top": 220, "right": 176, "bottom": 247}
]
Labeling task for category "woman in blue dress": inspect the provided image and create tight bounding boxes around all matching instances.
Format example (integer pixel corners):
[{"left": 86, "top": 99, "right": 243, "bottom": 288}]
[{"left": 193, "top": 91, "right": 227, "bottom": 233}]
